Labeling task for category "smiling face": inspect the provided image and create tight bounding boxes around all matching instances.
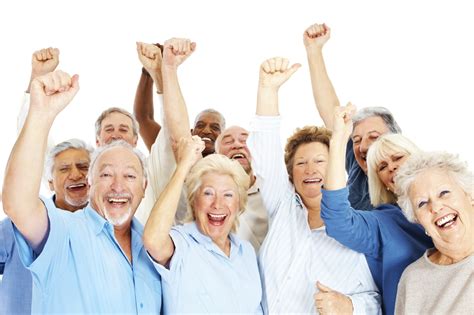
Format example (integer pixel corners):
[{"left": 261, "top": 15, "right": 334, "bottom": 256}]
[
  {"left": 49, "top": 148, "right": 90, "bottom": 211},
  {"left": 352, "top": 116, "right": 390, "bottom": 173},
  {"left": 216, "top": 126, "right": 252, "bottom": 174},
  {"left": 96, "top": 112, "right": 138, "bottom": 147},
  {"left": 193, "top": 172, "right": 240, "bottom": 244},
  {"left": 89, "top": 146, "right": 145, "bottom": 228},
  {"left": 192, "top": 112, "right": 224, "bottom": 156},
  {"left": 292, "top": 142, "right": 329, "bottom": 203},
  {"left": 376, "top": 151, "right": 410, "bottom": 192},
  {"left": 409, "top": 168, "right": 474, "bottom": 255}
]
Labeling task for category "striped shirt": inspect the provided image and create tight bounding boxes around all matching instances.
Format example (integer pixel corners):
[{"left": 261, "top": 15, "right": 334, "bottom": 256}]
[{"left": 248, "top": 115, "right": 381, "bottom": 314}]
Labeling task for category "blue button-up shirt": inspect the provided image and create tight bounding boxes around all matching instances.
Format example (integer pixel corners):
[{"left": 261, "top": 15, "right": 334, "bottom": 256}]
[
  {"left": 0, "top": 218, "right": 32, "bottom": 315},
  {"left": 152, "top": 222, "right": 262, "bottom": 314},
  {"left": 13, "top": 197, "right": 162, "bottom": 314}
]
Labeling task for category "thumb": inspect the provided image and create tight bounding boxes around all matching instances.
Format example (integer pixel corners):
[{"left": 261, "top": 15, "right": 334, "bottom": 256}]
[
  {"left": 285, "top": 63, "right": 301, "bottom": 78},
  {"left": 316, "top": 281, "right": 333, "bottom": 293}
]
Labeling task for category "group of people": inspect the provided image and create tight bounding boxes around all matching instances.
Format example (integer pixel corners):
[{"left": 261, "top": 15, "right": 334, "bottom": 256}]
[{"left": 0, "top": 22, "right": 472, "bottom": 315}]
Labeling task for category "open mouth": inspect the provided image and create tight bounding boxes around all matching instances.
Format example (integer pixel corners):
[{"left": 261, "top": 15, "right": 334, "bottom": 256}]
[
  {"left": 303, "top": 178, "right": 322, "bottom": 184},
  {"left": 435, "top": 213, "right": 458, "bottom": 229},
  {"left": 66, "top": 183, "right": 87, "bottom": 192},
  {"left": 201, "top": 137, "right": 214, "bottom": 143},
  {"left": 208, "top": 213, "right": 227, "bottom": 226},
  {"left": 106, "top": 196, "right": 130, "bottom": 207},
  {"left": 231, "top": 153, "right": 246, "bottom": 160}
]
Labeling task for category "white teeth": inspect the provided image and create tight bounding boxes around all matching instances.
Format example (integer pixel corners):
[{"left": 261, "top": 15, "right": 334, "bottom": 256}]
[
  {"left": 303, "top": 178, "right": 322, "bottom": 183},
  {"left": 436, "top": 214, "right": 456, "bottom": 227},
  {"left": 108, "top": 198, "right": 128, "bottom": 203},
  {"left": 208, "top": 213, "right": 226, "bottom": 220},
  {"left": 68, "top": 183, "right": 86, "bottom": 189},
  {"left": 202, "top": 137, "right": 212, "bottom": 142},
  {"left": 231, "top": 153, "right": 245, "bottom": 159}
]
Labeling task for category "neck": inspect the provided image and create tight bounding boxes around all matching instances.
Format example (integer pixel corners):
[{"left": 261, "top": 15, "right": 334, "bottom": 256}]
[
  {"left": 249, "top": 172, "right": 256, "bottom": 187},
  {"left": 430, "top": 243, "right": 474, "bottom": 265},
  {"left": 213, "top": 236, "right": 231, "bottom": 257},
  {"left": 55, "top": 198, "right": 87, "bottom": 212},
  {"left": 302, "top": 195, "right": 324, "bottom": 229}
]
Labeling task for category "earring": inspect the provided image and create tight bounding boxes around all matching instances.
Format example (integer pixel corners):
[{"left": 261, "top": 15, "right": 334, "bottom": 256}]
[{"left": 425, "top": 230, "right": 430, "bottom": 237}]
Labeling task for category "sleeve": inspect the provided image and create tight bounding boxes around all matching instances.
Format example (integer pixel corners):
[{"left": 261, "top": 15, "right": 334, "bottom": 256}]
[
  {"left": 150, "top": 226, "right": 189, "bottom": 284},
  {"left": 349, "top": 290, "right": 382, "bottom": 315},
  {"left": 247, "top": 115, "right": 292, "bottom": 219},
  {"left": 321, "top": 187, "right": 382, "bottom": 257},
  {"left": 0, "top": 219, "right": 13, "bottom": 273},
  {"left": 345, "top": 139, "right": 356, "bottom": 172},
  {"left": 12, "top": 197, "right": 71, "bottom": 291},
  {"left": 135, "top": 126, "right": 187, "bottom": 225}
]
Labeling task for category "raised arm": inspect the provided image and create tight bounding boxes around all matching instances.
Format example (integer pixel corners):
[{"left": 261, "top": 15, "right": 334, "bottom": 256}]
[
  {"left": 304, "top": 23, "right": 340, "bottom": 130},
  {"left": 3, "top": 71, "right": 79, "bottom": 249},
  {"left": 26, "top": 47, "right": 60, "bottom": 93},
  {"left": 135, "top": 43, "right": 163, "bottom": 151},
  {"left": 143, "top": 136, "right": 204, "bottom": 266},
  {"left": 249, "top": 57, "right": 299, "bottom": 215},
  {"left": 256, "top": 57, "right": 300, "bottom": 116},
  {"left": 161, "top": 38, "right": 196, "bottom": 150}
]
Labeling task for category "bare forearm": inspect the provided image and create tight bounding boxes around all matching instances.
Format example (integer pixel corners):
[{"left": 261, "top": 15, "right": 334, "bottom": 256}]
[
  {"left": 2, "top": 111, "right": 50, "bottom": 245},
  {"left": 162, "top": 66, "right": 191, "bottom": 143},
  {"left": 143, "top": 164, "right": 189, "bottom": 265},
  {"left": 133, "top": 70, "right": 161, "bottom": 151},
  {"left": 307, "top": 48, "right": 340, "bottom": 129},
  {"left": 325, "top": 132, "right": 348, "bottom": 190},
  {"left": 256, "top": 86, "right": 280, "bottom": 116}
]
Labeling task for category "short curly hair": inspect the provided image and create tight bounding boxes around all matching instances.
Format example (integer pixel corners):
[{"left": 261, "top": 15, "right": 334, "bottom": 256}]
[{"left": 284, "top": 126, "right": 332, "bottom": 183}]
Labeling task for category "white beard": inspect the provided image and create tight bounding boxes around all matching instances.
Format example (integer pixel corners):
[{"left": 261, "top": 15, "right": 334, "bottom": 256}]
[{"left": 103, "top": 207, "right": 132, "bottom": 226}]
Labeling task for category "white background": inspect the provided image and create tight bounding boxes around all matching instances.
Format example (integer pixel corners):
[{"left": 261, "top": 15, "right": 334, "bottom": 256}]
[{"left": 1, "top": 0, "right": 473, "bottom": 219}]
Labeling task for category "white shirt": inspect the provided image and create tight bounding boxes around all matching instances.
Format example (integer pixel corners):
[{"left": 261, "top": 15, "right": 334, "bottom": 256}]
[{"left": 248, "top": 115, "right": 381, "bottom": 314}]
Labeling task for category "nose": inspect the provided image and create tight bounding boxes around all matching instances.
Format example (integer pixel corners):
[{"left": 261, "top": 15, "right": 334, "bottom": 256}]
[
  {"left": 110, "top": 176, "right": 125, "bottom": 192},
  {"left": 388, "top": 161, "right": 398, "bottom": 172},
  {"left": 201, "top": 124, "right": 212, "bottom": 135},
  {"left": 359, "top": 138, "right": 370, "bottom": 154},
  {"left": 305, "top": 161, "right": 317, "bottom": 174},
  {"left": 212, "top": 194, "right": 224, "bottom": 210},
  {"left": 429, "top": 199, "right": 443, "bottom": 214},
  {"left": 69, "top": 166, "right": 84, "bottom": 180},
  {"left": 111, "top": 132, "right": 123, "bottom": 140}
]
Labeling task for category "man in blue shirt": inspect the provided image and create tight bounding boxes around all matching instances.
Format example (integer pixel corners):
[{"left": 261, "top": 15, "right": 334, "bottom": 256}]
[
  {"left": 2, "top": 70, "right": 162, "bottom": 313},
  {"left": 0, "top": 138, "right": 92, "bottom": 315}
]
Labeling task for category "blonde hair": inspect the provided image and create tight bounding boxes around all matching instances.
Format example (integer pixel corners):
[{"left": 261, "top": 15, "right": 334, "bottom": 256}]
[
  {"left": 396, "top": 151, "right": 473, "bottom": 222},
  {"left": 184, "top": 154, "right": 250, "bottom": 232},
  {"left": 367, "top": 134, "right": 421, "bottom": 206}
]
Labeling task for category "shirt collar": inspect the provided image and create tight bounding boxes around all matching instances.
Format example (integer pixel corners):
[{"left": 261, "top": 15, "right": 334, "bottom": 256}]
[
  {"left": 85, "top": 206, "right": 110, "bottom": 236},
  {"left": 183, "top": 222, "right": 243, "bottom": 257},
  {"left": 248, "top": 175, "right": 262, "bottom": 195}
]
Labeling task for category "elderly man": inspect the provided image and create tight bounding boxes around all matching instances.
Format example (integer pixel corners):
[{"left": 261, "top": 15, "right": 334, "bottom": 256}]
[
  {"left": 304, "top": 22, "right": 402, "bottom": 210},
  {"left": 134, "top": 39, "right": 268, "bottom": 250},
  {"left": 0, "top": 139, "right": 92, "bottom": 315},
  {"left": 2, "top": 71, "right": 161, "bottom": 314}
]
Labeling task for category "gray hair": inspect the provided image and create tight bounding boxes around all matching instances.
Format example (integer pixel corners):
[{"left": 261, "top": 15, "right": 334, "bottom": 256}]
[
  {"left": 45, "top": 139, "right": 94, "bottom": 181},
  {"left": 353, "top": 107, "right": 402, "bottom": 134},
  {"left": 395, "top": 151, "right": 473, "bottom": 222},
  {"left": 193, "top": 108, "right": 226, "bottom": 130},
  {"left": 367, "top": 134, "right": 421, "bottom": 207},
  {"left": 88, "top": 140, "right": 147, "bottom": 186},
  {"left": 95, "top": 107, "right": 139, "bottom": 138}
]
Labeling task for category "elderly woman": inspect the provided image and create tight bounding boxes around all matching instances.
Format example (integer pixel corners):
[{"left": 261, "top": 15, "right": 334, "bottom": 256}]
[
  {"left": 394, "top": 152, "right": 474, "bottom": 314},
  {"left": 249, "top": 58, "right": 381, "bottom": 314},
  {"left": 320, "top": 105, "right": 433, "bottom": 315},
  {"left": 143, "top": 136, "right": 262, "bottom": 314}
]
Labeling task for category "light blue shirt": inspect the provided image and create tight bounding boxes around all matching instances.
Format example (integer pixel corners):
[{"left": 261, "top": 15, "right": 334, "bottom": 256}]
[
  {"left": 13, "top": 197, "right": 162, "bottom": 314},
  {"left": 0, "top": 218, "right": 32, "bottom": 315},
  {"left": 152, "top": 222, "right": 263, "bottom": 314}
]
